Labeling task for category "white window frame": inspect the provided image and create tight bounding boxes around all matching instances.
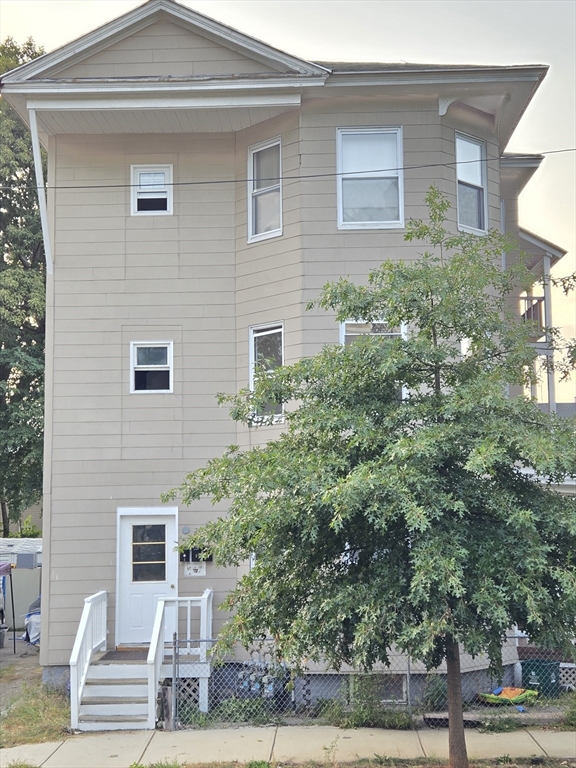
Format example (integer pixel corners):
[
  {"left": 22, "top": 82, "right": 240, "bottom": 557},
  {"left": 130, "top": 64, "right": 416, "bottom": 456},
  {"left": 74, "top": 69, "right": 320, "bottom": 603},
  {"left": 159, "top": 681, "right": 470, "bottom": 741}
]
[
  {"left": 247, "top": 137, "right": 282, "bottom": 243},
  {"left": 130, "top": 164, "right": 173, "bottom": 216},
  {"left": 249, "top": 323, "right": 284, "bottom": 422},
  {"left": 130, "top": 341, "right": 173, "bottom": 394},
  {"left": 455, "top": 133, "right": 487, "bottom": 234},
  {"left": 336, "top": 127, "right": 404, "bottom": 230},
  {"left": 340, "top": 319, "right": 408, "bottom": 399}
]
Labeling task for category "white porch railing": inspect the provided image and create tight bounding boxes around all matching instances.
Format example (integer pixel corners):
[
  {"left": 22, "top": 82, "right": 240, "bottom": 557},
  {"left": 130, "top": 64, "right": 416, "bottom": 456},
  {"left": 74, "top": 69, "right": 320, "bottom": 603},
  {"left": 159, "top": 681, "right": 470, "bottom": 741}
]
[
  {"left": 69, "top": 590, "right": 107, "bottom": 729},
  {"left": 147, "top": 589, "right": 213, "bottom": 727}
]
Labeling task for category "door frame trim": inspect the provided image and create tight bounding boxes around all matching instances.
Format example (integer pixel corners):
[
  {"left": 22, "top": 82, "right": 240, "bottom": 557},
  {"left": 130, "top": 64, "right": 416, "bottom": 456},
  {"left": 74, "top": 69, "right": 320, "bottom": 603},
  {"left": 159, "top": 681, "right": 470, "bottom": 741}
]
[{"left": 115, "top": 506, "right": 179, "bottom": 648}]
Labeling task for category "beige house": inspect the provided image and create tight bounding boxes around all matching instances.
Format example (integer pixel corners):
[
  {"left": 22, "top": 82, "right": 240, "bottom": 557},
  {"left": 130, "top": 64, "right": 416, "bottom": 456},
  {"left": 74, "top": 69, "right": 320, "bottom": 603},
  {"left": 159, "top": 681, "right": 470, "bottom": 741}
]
[{"left": 1, "top": 0, "right": 567, "bottom": 729}]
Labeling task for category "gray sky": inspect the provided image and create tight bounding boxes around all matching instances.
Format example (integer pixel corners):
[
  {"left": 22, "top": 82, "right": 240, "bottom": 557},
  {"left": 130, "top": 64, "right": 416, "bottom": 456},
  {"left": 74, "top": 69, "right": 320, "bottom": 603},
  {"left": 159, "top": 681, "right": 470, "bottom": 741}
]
[{"left": 1, "top": 0, "right": 574, "bottom": 397}]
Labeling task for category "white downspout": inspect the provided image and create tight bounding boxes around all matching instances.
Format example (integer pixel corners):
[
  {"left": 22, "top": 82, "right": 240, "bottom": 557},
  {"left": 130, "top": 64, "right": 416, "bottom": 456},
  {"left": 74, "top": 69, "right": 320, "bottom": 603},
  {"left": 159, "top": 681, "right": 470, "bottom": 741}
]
[
  {"left": 542, "top": 253, "right": 556, "bottom": 413},
  {"left": 28, "top": 108, "right": 53, "bottom": 275}
]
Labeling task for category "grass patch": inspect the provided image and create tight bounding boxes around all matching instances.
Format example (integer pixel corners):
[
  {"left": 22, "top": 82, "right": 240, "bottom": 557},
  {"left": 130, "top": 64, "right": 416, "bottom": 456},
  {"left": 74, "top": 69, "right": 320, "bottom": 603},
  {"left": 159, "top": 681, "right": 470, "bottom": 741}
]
[
  {"left": 480, "top": 716, "right": 523, "bottom": 733},
  {"left": 0, "top": 680, "right": 70, "bottom": 748},
  {"left": 0, "top": 664, "right": 20, "bottom": 682},
  {"left": 563, "top": 692, "right": 576, "bottom": 728},
  {"left": 166, "top": 761, "right": 574, "bottom": 768},
  {"left": 4, "top": 762, "right": 42, "bottom": 768}
]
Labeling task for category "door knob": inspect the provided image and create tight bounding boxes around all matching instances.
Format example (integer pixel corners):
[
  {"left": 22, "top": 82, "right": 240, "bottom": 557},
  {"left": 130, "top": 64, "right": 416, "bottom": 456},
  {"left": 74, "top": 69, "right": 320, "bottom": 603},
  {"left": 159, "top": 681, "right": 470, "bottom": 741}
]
[{"left": 170, "top": 584, "right": 175, "bottom": 589}]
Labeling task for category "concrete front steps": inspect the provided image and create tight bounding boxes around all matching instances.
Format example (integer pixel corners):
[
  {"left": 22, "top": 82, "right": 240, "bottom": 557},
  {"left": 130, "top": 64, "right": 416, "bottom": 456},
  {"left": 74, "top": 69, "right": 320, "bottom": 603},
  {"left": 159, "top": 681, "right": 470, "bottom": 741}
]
[{"left": 78, "top": 655, "right": 149, "bottom": 731}]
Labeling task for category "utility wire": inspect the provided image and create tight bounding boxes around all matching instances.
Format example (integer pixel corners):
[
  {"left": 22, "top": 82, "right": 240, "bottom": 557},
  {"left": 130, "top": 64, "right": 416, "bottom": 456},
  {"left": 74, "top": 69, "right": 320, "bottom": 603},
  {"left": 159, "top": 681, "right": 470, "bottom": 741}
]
[{"left": 1, "top": 148, "right": 574, "bottom": 192}]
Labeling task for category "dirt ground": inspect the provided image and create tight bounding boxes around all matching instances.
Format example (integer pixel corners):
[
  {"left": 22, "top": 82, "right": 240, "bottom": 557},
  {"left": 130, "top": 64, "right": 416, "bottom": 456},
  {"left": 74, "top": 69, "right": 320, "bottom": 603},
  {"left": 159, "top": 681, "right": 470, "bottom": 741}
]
[{"left": 0, "top": 633, "right": 41, "bottom": 714}]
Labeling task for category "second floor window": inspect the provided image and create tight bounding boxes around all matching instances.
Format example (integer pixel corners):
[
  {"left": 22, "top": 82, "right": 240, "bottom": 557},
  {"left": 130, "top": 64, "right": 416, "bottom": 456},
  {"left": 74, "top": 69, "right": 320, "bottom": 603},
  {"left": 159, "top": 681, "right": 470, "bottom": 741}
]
[
  {"left": 248, "top": 139, "right": 282, "bottom": 242},
  {"left": 249, "top": 324, "right": 283, "bottom": 420},
  {"left": 456, "top": 134, "right": 486, "bottom": 233},
  {"left": 131, "top": 165, "right": 173, "bottom": 215},
  {"left": 337, "top": 127, "right": 404, "bottom": 229}
]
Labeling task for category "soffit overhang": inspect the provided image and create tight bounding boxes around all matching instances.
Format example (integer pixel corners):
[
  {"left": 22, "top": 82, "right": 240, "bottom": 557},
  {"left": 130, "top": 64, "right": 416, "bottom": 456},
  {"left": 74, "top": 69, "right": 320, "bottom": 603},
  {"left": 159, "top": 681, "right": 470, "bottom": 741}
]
[
  {"left": 322, "top": 65, "right": 547, "bottom": 153},
  {"left": 1, "top": 84, "right": 313, "bottom": 139},
  {"left": 2, "top": 65, "right": 547, "bottom": 146},
  {"left": 520, "top": 228, "right": 566, "bottom": 271},
  {"left": 500, "top": 153, "right": 544, "bottom": 192}
]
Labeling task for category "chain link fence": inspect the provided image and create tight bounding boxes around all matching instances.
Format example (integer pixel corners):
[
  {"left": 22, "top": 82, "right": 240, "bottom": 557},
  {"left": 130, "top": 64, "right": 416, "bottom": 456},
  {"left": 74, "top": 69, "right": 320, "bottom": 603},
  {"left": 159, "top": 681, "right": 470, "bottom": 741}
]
[{"left": 159, "top": 635, "right": 576, "bottom": 731}]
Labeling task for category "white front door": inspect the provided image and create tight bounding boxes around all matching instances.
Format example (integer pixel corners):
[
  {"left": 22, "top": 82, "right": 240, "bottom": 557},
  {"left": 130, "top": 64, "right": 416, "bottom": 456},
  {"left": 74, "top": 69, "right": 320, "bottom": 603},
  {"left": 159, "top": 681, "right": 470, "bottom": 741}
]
[{"left": 116, "top": 508, "right": 178, "bottom": 646}]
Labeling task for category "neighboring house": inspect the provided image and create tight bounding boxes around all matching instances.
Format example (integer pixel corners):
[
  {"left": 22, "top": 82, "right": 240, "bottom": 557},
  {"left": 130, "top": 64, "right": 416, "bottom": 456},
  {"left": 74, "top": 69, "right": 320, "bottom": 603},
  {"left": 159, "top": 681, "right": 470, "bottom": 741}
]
[{"left": 1, "top": 0, "right": 569, "bottom": 729}]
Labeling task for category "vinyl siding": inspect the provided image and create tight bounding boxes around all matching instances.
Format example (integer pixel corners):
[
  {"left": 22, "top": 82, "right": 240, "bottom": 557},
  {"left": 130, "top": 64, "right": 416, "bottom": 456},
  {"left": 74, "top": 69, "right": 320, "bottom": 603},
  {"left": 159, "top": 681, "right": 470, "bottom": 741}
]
[
  {"left": 43, "top": 131, "right": 240, "bottom": 664},
  {"left": 49, "top": 21, "right": 281, "bottom": 79},
  {"left": 42, "top": 91, "right": 505, "bottom": 665}
]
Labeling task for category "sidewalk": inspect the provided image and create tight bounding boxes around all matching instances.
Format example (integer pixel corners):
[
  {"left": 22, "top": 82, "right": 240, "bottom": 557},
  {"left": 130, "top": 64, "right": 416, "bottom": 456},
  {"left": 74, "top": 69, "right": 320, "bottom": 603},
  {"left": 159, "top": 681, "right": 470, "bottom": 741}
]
[{"left": 1, "top": 726, "right": 575, "bottom": 768}]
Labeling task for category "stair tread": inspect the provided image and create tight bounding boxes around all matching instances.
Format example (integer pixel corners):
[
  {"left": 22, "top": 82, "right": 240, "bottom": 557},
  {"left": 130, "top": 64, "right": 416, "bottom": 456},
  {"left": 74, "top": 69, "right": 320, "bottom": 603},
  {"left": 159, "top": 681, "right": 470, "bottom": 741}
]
[
  {"left": 78, "top": 714, "right": 148, "bottom": 722},
  {"left": 91, "top": 659, "right": 148, "bottom": 665},
  {"left": 82, "top": 696, "right": 147, "bottom": 705},
  {"left": 85, "top": 678, "right": 147, "bottom": 685}
]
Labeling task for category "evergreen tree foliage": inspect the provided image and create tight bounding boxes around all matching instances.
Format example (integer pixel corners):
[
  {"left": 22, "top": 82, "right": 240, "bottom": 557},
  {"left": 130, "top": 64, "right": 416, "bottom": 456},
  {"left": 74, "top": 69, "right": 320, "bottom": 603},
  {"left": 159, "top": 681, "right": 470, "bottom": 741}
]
[{"left": 0, "top": 37, "right": 46, "bottom": 536}]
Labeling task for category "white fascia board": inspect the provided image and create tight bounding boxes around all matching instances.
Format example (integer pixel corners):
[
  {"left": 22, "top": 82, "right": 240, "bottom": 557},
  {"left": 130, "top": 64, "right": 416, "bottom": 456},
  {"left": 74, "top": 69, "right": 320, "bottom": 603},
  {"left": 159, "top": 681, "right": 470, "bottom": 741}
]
[
  {"left": 1, "top": 0, "right": 328, "bottom": 84},
  {"left": 5, "top": 76, "right": 324, "bottom": 96},
  {"left": 323, "top": 66, "right": 547, "bottom": 88},
  {"left": 519, "top": 229, "right": 566, "bottom": 261},
  {"left": 500, "top": 154, "right": 544, "bottom": 168},
  {"left": 27, "top": 94, "right": 302, "bottom": 112}
]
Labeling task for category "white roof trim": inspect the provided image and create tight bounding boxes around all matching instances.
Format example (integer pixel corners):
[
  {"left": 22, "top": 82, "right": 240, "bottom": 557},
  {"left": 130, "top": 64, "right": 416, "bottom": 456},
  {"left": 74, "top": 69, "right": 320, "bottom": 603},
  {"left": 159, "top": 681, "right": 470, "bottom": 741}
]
[
  {"left": 26, "top": 94, "right": 302, "bottom": 111},
  {"left": 1, "top": 0, "right": 329, "bottom": 84},
  {"left": 3, "top": 77, "right": 324, "bottom": 97},
  {"left": 323, "top": 66, "right": 546, "bottom": 88},
  {"left": 500, "top": 154, "right": 544, "bottom": 168},
  {"left": 519, "top": 229, "right": 566, "bottom": 261}
]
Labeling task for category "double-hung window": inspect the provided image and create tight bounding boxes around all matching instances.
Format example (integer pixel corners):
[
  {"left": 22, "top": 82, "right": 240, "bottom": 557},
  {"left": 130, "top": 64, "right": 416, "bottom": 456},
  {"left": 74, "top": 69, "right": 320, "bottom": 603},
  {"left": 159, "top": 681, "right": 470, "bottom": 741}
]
[
  {"left": 130, "top": 342, "right": 173, "bottom": 393},
  {"left": 340, "top": 320, "right": 403, "bottom": 346},
  {"left": 340, "top": 320, "right": 407, "bottom": 400},
  {"left": 337, "top": 127, "right": 404, "bottom": 229},
  {"left": 249, "top": 324, "right": 283, "bottom": 420},
  {"left": 131, "top": 165, "right": 173, "bottom": 215},
  {"left": 456, "top": 134, "right": 487, "bottom": 233},
  {"left": 247, "top": 138, "right": 282, "bottom": 242}
]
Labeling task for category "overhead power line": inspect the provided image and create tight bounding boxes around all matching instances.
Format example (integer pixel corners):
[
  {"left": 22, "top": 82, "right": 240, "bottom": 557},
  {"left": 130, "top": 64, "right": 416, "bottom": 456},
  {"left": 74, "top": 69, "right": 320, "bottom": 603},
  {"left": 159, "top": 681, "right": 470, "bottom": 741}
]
[{"left": 1, "top": 148, "right": 574, "bottom": 193}]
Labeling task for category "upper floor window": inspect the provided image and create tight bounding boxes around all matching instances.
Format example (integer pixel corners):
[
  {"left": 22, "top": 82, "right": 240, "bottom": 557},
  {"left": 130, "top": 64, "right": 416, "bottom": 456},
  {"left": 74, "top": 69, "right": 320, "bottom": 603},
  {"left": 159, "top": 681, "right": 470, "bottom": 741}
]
[
  {"left": 340, "top": 320, "right": 407, "bottom": 400},
  {"left": 456, "top": 134, "right": 486, "bottom": 233},
  {"left": 337, "top": 127, "right": 404, "bottom": 229},
  {"left": 249, "top": 323, "right": 283, "bottom": 420},
  {"left": 248, "top": 138, "right": 282, "bottom": 242},
  {"left": 131, "top": 165, "right": 173, "bottom": 216},
  {"left": 130, "top": 341, "right": 173, "bottom": 393},
  {"left": 340, "top": 320, "right": 403, "bottom": 345}
]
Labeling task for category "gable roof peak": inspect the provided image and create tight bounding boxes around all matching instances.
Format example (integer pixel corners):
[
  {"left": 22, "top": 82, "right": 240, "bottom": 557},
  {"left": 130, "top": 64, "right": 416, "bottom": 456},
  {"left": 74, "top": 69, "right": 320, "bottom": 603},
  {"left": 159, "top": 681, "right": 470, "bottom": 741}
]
[{"left": 1, "top": 0, "right": 329, "bottom": 83}]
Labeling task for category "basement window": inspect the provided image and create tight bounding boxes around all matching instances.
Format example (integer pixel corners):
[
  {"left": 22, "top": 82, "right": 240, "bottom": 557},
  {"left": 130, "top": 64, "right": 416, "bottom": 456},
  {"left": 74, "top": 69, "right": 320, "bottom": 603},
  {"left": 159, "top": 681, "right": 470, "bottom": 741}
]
[
  {"left": 131, "top": 165, "right": 173, "bottom": 215},
  {"left": 130, "top": 342, "right": 173, "bottom": 393}
]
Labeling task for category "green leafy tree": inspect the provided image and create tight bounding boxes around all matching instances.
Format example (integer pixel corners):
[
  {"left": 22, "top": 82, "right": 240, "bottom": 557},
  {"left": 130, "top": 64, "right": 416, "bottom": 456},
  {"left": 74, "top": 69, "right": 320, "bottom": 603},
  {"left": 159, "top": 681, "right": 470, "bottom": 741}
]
[
  {"left": 0, "top": 37, "right": 46, "bottom": 537},
  {"left": 165, "top": 189, "right": 576, "bottom": 768}
]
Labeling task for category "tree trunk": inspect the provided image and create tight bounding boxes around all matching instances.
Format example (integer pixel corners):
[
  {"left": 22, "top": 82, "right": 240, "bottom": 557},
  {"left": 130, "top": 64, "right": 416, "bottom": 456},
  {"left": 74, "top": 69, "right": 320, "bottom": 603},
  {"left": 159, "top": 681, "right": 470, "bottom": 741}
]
[
  {"left": 446, "top": 635, "right": 469, "bottom": 768},
  {"left": 1, "top": 497, "right": 10, "bottom": 538}
]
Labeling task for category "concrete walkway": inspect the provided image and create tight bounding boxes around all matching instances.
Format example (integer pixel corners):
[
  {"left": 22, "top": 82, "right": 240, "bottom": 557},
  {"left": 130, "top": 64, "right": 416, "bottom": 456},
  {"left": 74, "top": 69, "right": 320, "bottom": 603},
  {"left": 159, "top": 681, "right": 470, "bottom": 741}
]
[{"left": 1, "top": 727, "right": 575, "bottom": 767}]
